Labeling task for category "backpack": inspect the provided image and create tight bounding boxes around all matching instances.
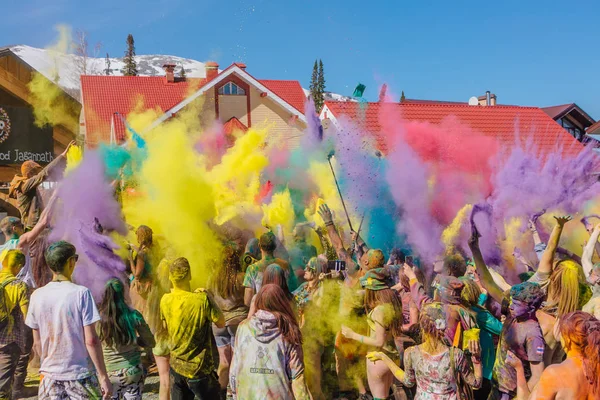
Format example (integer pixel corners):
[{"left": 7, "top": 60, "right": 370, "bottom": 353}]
[{"left": 0, "top": 277, "right": 17, "bottom": 330}]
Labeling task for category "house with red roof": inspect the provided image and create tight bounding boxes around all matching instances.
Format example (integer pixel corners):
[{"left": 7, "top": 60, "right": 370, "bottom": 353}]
[
  {"left": 541, "top": 103, "right": 595, "bottom": 142},
  {"left": 80, "top": 62, "right": 307, "bottom": 147},
  {"left": 320, "top": 99, "right": 584, "bottom": 157}
]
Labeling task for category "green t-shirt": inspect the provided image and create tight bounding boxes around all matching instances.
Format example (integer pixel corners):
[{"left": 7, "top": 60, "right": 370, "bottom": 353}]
[{"left": 160, "top": 289, "right": 222, "bottom": 378}]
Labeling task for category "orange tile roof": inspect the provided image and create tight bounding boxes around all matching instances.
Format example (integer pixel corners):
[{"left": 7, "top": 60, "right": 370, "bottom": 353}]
[
  {"left": 81, "top": 76, "right": 206, "bottom": 145},
  {"left": 324, "top": 101, "right": 582, "bottom": 156},
  {"left": 81, "top": 69, "right": 307, "bottom": 145},
  {"left": 223, "top": 116, "right": 248, "bottom": 135},
  {"left": 259, "top": 79, "right": 306, "bottom": 113}
]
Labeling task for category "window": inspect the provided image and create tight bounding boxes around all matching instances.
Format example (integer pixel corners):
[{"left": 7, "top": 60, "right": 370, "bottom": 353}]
[{"left": 218, "top": 82, "right": 246, "bottom": 95}]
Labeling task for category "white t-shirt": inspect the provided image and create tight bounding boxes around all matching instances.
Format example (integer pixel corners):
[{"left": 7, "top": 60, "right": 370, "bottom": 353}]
[{"left": 25, "top": 281, "right": 100, "bottom": 380}]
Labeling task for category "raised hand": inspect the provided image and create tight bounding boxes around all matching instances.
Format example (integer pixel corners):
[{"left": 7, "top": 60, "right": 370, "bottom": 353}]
[
  {"left": 553, "top": 215, "right": 573, "bottom": 227},
  {"left": 468, "top": 223, "right": 481, "bottom": 247},
  {"left": 403, "top": 263, "right": 416, "bottom": 281},
  {"left": 318, "top": 204, "right": 333, "bottom": 225}
]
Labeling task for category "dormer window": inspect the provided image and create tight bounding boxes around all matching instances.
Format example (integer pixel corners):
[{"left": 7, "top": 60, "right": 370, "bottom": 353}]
[{"left": 218, "top": 82, "right": 246, "bottom": 95}]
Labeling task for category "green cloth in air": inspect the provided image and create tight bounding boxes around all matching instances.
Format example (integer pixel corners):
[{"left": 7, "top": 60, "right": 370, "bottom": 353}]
[{"left": 353, "top": 83, "right": 366, "bottom": 98}]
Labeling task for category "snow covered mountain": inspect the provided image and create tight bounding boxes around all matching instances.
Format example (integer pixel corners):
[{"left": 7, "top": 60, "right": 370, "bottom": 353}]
[
  {"left": 8, "top": 45, "right": 353, "bottom": 105},
  {"left": 8, "top": 45, "right": 208, "bottom": 101}
]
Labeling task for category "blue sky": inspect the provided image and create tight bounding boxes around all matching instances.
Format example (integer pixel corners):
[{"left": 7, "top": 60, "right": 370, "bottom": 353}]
[{"left": 2, "top": 0, "right": 600, "bottom": 118}]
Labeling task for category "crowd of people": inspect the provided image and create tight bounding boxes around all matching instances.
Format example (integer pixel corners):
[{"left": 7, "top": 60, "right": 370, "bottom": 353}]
[{"left": 0, "top": 146, "right": 599, "bottom": 400}]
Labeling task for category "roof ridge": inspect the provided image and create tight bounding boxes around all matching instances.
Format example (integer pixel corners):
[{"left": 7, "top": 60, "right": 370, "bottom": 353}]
[{"left": 325, "top": 100, "right": 542, "bottom": 110}]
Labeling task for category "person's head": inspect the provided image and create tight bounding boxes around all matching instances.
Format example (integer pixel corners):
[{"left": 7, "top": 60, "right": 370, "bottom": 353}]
[
  {"left": 44, "top": 241, "right": 77, "bottom": 278},
  {"left": 304, "top": 256, "right": 327, "bottom": 282},
  {"left": 292, "top": 224, "right": 309, "bottom": 243},
  {"left": 212, "top": 245, "right": 242, "bottom": 298},
  {"left": 263, "top": 264, "right": 292, "bottom": 298},
  {"left": 98, "top": 278, "right": 139, "bottom": 347},
  {"left": 442, "top": 254, "right": 467, "bottom": 278},
  {"left": 509, "top": 282, "right": 544, "bottom": 319},
  {"left": 259, "top": 232, "right": 277, "bottom": 254},
  {"left": 21, "top": 160, "right": 41, "bottom": 179},
  {"left": 245, "top": 238, "right": 260, "bottom": 259},
  {"left": 419, "top": 303, "right": 447, "bottom": 345},
  {"left": 436, "top": 275, "right": 464, "bottom": 305},
  {"left": 558, "top": 311, "right": 600, "bottom": 395},
  {"left": 364, "top": 249, "right": 385, "bottom": 271},
  {"left": 169, "top": 257, "right": 191, "bottom": 286},
  {"left": 136, "top": 225, "right": 153, "bottom": 247},
  {"left": 254, "top": 284, "right": 302, "bottom": 346},
  {"left": 389, "top": 248, "right": 406, "bottom": 265},
  {"left": 460, "top": 278, "right": 482, "bottom": 308},
  {"left": 1, "top": 249, "right": 26, "bottom": 276},
  {"left": 0, "top": 217, "right": 24, "bottom": 238},
  {"left": 397, "top": 264, "right": 426, "bottom": 291},
  {"left": 433, "top": 258, "right": 445, "bottom": 274},
  {"left": 361, "top": 268, "right": 403, "bottom": 336},
  {"left": 546, "top": 260, "right": 582, "bottom": 318}
]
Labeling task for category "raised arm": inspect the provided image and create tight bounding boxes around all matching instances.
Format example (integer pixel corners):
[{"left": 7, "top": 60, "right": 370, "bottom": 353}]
[
  {"left": 583, "top": 224, "right": 600, "bottom": 277},
  {"left": 21, "top": 141, "right": 74, "bottom": 194},
  {"left": 468, "top": 228, "right": 504, "bottom": 304},
  {"left": 537, "top": 216, "right": 572, "bottom": 275},
  {"left": 318, "top": 204, "right": 353, "bottom": 266},
  {"left": 404, "top": 263, "right": 432, "bottom": 309}
]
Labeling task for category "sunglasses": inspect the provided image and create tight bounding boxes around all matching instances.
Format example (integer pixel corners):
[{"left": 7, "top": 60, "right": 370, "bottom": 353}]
[{"left": 71, "top": 254, "right": 79, "bottom": 262}]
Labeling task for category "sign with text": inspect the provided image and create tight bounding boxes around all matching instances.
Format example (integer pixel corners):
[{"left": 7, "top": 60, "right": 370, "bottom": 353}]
[{"left": 0, "top": 105, "right": 54, "bottom": 165}]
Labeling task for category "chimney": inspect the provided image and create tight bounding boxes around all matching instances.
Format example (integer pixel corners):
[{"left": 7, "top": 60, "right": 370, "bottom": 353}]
[
  {"left": 378, "top": 84, "right": 388, "bottom": 102},
  {"left": 236, "top": 62, "right": 247, "bottom": 70},
  {"left": 486, "top": 91, "right": 491, "bottom": 106},
  {"left": 163, "top": 63, "right": 176, "bottom": 83},
  {"left": 205, "top": 61, "right": 219, "bottom": 80}
]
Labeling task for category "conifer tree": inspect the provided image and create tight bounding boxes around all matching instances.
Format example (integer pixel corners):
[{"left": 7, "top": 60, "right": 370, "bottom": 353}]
[
  {"left": 316, "top": 59, "right": 326, "bottom": 111},
  {"left": 309, "top": 60, "right": 318, "bottom": 106},
  {"left": 400, "top": 90, "right": 406, "bottom": 102},
  {"left": 104, "top": 53, "right": 112, "bottom": 75},
  {"left": 180, "top": 64, "right": 187, "bottom": 79},
  {"left": 122, "top": 34, "right": 138, "bottom": 76}
]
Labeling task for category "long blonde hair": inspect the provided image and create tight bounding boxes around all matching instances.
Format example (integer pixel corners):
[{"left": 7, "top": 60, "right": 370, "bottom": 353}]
[{"left": 545, "top": 260, "right": 583, "bottom": 317}]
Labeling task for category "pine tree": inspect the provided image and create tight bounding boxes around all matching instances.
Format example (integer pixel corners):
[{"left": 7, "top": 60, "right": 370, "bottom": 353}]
[
  {"left": 122, "top": 34, "right": 138, "bottom": 76},
  {"left": 104, "top": 53, "right": 112, "bottom": 75},
  {"left": 180, "top": 64, "right": 187, "bottom": 79},
  {"left": 316, "top": 59, "right": 326, "bottom": 111},
  {"left": 400, "top": 90, "right": 406, "bottom": 102},
  {"left": 309, "top": 60, "right": 318, "bottom": 108}
]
